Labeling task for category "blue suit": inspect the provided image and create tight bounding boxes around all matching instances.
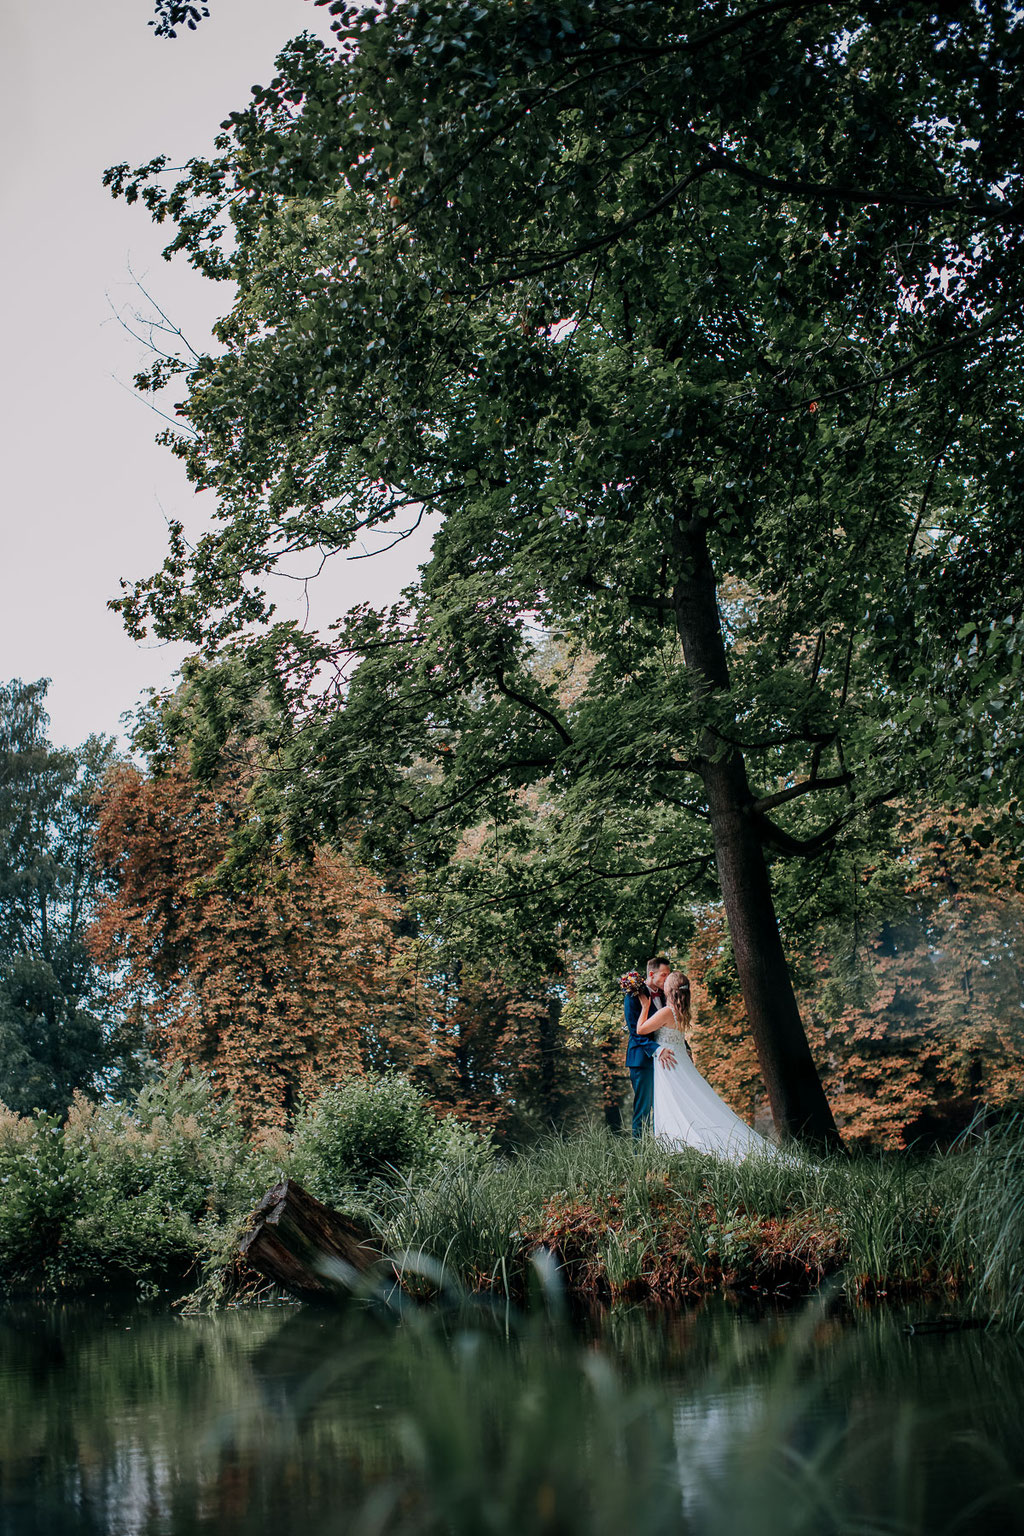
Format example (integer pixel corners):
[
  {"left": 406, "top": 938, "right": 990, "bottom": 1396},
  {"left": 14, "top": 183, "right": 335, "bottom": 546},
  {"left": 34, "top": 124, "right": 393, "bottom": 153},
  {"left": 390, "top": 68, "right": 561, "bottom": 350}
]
[{"left": 624, "top": 988, "right": 664, "bottom": 1138}]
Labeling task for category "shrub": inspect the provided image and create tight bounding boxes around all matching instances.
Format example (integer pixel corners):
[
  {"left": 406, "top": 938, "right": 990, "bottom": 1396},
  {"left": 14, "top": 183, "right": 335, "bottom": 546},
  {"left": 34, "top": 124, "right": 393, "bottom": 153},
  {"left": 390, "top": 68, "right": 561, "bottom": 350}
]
[
  {"left": 289, "top": 1074, "right": 492, "bottom": 1205},
  {"left": 0, "top": 1110, "right": 80, "bottom": 1283},
  {"left": 0, "top": 1067, "right": 274, "bottom": 1292}
]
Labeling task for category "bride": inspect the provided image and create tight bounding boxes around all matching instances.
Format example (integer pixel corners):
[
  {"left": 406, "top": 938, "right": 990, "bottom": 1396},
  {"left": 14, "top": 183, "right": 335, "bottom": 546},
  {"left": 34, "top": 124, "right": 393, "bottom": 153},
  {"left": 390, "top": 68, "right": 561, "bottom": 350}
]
[{"left": 636, "top": 971, "right": 779, "bottom": 1160}]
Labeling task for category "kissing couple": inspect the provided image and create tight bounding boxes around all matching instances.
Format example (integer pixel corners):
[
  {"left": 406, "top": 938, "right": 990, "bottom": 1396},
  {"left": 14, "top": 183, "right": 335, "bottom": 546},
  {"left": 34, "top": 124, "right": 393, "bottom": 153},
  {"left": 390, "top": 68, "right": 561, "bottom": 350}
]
[{"left": 623, "top": 956, "right": 777, "bottom": 1161}]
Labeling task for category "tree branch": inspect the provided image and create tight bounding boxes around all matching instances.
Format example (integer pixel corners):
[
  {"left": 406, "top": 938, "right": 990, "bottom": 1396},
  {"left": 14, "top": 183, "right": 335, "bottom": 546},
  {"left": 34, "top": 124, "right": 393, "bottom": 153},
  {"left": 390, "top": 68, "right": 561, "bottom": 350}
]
[
  {"left": 789, "top": 327, "right": 1002, "bottom": 415},
  {"left": 585, "top": 853, "right": 715, "bottom": 880},
  {"left": 578, "top": 567, "right": 674, "bottom": 614},
  {"left": 341, "top": 757, "right": 559, "bottom": 830},
  {"left": 493, "top": 669, "right": 574, "bottom": 746},
  {"left": 445, "top": 851, "right": 717, "bottom": 916},
  {"left": 757, "top": 786, "right": 901, "bottom": 858},
  {"left": 703, "top": 146, "right": 1024, "bottom": 225},
  {"left": 710, "top": 724, "right": 837, "bottom": 752},
  {"left": 751, "top": 771, "right": 853, "bottom": 814},
  {"left": 473, "top": 164, "right": 714, "bottom": 291},
  {"left": 903, "top": 413, "right": 959, "bottom": 574},
  {"left": 592, "top": 0, "right": 846, "bottom": 61}
]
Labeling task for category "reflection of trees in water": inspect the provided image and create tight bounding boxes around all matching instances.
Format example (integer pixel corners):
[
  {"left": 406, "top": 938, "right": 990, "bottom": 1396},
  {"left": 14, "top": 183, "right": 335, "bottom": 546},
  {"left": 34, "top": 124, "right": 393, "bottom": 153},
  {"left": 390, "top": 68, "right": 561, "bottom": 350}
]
[
  {"left": 0, "top": 1302, "right": 418, "bottom": 1533},
  {"left": 667, "top": 1305, "right": 1024, "bottom": 1533},
  {"left": 0, "top": 1303, "right": 278, "bottom": 1534},
  {"left": 1, "top": 1299, "right": 1023, "bottom": 1534}
]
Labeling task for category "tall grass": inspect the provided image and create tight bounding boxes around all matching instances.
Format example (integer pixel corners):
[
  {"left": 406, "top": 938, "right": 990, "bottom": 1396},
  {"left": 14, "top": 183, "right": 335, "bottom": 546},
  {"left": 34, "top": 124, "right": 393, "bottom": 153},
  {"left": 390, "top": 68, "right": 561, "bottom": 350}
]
[
  {"left": 374, "top": 1125, "right": 991, "bottom": 1313},
  {"left": 953, "top": 1114, "right": 1024, "bottom": 1329}
]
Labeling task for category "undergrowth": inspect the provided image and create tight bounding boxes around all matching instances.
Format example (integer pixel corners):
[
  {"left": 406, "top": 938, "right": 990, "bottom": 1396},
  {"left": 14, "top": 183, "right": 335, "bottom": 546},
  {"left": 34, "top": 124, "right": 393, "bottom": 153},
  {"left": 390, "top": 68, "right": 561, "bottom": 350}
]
[{"left": 2, "top": 1071, "right": 1022, "bottom": 1329}]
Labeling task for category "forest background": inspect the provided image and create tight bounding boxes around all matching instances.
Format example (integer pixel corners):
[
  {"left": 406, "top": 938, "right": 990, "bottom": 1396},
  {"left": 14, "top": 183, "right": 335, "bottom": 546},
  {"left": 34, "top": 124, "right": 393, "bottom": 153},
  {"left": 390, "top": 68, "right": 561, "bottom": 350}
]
[
  {"left": 3, "top": 670, "right": 1023, "bottom": 1151},
  {"left": 4, "top": 0, "right": 1024, "bottom": 1154}
]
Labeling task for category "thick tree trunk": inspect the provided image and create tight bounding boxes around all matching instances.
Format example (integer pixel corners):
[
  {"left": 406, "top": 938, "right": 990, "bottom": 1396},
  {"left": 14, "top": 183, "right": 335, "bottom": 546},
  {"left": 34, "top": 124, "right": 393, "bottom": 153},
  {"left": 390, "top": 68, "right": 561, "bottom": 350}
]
[
  {"left": 240, "top": 1178, "right": 387, "bottom": 1302},
  {"left": 673, "top": 520, "right": 842, "bottom": 1151}
]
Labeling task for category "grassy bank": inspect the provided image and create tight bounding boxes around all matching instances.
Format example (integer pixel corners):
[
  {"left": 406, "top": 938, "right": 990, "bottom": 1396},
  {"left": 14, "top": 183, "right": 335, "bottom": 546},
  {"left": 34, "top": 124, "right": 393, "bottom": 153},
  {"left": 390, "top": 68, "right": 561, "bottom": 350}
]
[
  {"left": 371, "top": 1125, "right": 1003, "bottom": 1314},
  {"left": 1, "top": 1071, "right": 1022, "bottom": 1328}
]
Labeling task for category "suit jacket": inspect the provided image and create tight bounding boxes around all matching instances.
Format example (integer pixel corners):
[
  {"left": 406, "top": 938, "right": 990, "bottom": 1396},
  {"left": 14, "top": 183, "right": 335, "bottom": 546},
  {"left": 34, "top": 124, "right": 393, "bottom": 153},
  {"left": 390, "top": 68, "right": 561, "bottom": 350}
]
[{"left": 624, "top": 988, "right": 664, "bottom": 1070}]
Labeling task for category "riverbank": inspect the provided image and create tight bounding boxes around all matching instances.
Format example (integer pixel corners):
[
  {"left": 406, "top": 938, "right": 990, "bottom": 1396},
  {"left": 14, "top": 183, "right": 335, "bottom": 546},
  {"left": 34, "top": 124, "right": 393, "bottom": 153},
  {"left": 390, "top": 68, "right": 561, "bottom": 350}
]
[
  {"left": 367, "top": 1125, "right": 1006, "bottom": 1316},
  {"left": 1, "top": 1071, "right": 1021, "bottom": 1328}
]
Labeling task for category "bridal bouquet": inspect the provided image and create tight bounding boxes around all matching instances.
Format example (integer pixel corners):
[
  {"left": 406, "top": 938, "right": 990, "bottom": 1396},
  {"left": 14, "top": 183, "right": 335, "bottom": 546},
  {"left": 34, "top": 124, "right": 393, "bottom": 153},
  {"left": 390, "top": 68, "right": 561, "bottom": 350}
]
[{"left": 619, "top": 970, "right": 648, "bottom": 997}]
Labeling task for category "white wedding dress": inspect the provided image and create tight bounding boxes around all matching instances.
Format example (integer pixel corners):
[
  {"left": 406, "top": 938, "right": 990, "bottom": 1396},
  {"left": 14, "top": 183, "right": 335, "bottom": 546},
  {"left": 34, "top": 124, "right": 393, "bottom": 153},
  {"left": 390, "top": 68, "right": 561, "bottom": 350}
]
[{"left": 652, "top": 1026, "right": 779, "bottom": 1161}]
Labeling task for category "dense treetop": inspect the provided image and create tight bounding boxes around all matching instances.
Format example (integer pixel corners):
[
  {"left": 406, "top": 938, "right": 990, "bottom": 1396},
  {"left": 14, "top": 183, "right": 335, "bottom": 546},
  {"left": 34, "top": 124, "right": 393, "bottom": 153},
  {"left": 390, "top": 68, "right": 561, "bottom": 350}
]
[
  {"left": 105, "top": 0, "right": 1024, "bottom": 1146},
  {"left": 107, "top": 0, "right": 1024, "bottom": 954}
]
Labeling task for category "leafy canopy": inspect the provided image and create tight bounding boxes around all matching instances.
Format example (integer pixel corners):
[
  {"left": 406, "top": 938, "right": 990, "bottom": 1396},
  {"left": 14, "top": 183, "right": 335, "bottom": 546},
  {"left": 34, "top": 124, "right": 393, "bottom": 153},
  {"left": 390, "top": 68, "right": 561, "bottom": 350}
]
[{"left": 107, "top": 0, "right": 1024, "bottom": 971}]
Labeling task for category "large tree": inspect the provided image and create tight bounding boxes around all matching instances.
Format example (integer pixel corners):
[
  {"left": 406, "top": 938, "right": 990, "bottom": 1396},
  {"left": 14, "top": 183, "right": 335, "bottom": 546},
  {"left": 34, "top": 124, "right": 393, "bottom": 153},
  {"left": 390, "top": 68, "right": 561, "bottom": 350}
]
[
  {"left": 0, "top": 681, "right": 126, "bottom": 1115},
  {"left": 106, "top": 1, "right": 1024, "bottom": 1147}
]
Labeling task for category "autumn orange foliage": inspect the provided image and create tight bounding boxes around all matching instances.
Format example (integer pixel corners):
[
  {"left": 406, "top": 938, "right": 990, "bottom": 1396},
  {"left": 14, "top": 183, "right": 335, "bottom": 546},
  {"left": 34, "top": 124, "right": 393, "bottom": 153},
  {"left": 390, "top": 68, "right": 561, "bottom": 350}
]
[
  {"left": 687, "top": 811, "right": 1024, "bottom": 1148},
  {"left": 88, "top": 753, "right": 573, "bottom": 1136},
  {"left": 89, "top": 756, "right": 412, "bottom": 1130}
]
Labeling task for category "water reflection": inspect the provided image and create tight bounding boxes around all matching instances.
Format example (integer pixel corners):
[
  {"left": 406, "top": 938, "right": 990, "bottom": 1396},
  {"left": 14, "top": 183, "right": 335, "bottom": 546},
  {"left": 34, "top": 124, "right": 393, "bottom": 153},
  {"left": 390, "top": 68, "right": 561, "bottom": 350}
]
[{"left": 0, "top": 1296, "right": 1022, "bottom": 1535}]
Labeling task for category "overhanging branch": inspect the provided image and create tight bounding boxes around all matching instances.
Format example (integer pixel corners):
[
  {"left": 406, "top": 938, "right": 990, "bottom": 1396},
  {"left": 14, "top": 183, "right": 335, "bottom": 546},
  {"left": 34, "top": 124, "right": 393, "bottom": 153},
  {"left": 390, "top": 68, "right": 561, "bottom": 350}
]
[
  {"left": 704, "top": 147, "right": 1024, "bottom": 225},
  {"left": 493, "top": 669, "right": 574, "bottom": 746},
  {"left": 752, "top": 771, "right": 853, "bottom": 814},
  {"left": 756, "top": 786, "right": 900, "bottom": 857}
]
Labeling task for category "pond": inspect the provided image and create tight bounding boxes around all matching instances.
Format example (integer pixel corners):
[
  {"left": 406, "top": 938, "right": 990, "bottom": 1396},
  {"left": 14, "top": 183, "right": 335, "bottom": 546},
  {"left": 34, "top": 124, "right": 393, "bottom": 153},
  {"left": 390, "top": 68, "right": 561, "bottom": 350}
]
[{"left": 1, "top": 1291, "right": 1022, "bottom": 1536}]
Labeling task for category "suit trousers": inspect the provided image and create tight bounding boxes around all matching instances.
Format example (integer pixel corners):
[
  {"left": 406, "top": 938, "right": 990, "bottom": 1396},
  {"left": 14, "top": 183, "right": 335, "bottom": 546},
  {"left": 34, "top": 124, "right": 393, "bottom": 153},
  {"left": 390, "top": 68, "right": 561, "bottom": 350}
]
[{"left": 629, "top": 1059, "right": 654, "bottom": 1138}]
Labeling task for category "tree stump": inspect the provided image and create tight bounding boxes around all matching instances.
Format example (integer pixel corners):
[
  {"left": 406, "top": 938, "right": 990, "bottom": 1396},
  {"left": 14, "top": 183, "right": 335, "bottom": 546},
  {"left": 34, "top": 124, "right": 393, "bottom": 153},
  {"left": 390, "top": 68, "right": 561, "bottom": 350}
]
[{"left": 239, "top": 1179, "right": 387, "bottom": 1303}]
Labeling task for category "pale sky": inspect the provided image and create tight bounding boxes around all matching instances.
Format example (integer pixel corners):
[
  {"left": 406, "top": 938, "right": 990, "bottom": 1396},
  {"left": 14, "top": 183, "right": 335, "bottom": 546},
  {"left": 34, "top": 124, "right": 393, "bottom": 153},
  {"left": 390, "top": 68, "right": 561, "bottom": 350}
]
[{"left": 1, "top": 0, "right": 434, "bottom": 752}]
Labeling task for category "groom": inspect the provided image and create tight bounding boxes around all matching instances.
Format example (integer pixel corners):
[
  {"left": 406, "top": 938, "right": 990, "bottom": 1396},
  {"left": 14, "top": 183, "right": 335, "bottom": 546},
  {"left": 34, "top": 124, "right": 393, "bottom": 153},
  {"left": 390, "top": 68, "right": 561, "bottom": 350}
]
[{"left": 624, "top": 955, "right": 678, "bottom": 1138}]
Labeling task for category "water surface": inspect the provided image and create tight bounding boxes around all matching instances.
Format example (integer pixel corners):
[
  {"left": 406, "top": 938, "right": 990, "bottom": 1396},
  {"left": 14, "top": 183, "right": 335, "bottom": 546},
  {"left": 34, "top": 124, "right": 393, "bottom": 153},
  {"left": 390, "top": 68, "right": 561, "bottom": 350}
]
[{"left": 1, "top": 1295, "right": 1022, "bottom": 1535}]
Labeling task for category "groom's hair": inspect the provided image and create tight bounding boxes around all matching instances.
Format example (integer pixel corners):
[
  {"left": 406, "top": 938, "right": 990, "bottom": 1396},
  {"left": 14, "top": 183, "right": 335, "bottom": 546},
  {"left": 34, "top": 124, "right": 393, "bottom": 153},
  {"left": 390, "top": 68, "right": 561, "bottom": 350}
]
[{"left": 646, "top": 955, "right": 671, "bottom": 972}]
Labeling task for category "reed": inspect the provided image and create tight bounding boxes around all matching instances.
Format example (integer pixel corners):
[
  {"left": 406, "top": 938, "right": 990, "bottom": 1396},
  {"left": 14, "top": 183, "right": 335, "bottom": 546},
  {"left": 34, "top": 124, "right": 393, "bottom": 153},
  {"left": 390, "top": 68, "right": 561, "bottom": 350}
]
[
  {"left": 953, "top": 1114, "right": 1024, "bottom": 1329},
  {"left": 372, "top": 1125, "right": 994, "bottom": 1313}
]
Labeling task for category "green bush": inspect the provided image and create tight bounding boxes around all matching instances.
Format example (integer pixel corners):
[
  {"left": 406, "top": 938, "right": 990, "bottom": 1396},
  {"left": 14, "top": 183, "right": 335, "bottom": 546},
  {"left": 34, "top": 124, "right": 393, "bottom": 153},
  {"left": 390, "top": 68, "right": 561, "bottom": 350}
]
[
  {"left": 289, "top": 1073, "right": 491, "bottom": 1206},
  {"left": 0, "top": 1109, "right": 81, "bottom": 1283},
  {"left": 0, "top": 1067, "right": 273, "bottom": 1292},
  {"left": 0, "top": 1066, "right": 488, "bottom": 1297}
]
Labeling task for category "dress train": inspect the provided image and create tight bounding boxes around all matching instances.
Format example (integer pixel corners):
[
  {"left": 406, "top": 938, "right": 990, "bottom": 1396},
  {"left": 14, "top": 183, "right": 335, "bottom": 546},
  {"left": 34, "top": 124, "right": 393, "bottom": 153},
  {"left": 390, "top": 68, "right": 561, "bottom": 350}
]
[{"left": 652, "top": 1027, "right": 778, "bottom": 1160}]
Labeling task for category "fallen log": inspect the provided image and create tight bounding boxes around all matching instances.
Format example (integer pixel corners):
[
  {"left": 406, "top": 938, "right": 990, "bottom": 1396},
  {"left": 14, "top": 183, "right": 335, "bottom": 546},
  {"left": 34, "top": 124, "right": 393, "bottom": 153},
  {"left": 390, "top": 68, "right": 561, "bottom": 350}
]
[{"left": 239, "top": 1178, "right": 388, "bottom": 1303}]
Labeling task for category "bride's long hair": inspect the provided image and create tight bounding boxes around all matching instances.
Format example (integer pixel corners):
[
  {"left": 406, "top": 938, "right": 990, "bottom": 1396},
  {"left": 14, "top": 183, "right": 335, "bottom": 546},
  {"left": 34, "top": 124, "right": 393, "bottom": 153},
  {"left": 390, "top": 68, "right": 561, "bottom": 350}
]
[{"left": 665, "top": 971, "right": 691, "bottom": 1028}]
